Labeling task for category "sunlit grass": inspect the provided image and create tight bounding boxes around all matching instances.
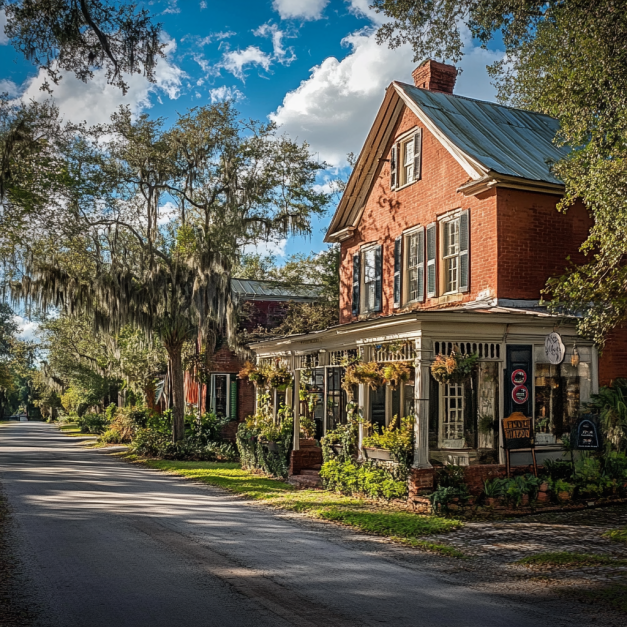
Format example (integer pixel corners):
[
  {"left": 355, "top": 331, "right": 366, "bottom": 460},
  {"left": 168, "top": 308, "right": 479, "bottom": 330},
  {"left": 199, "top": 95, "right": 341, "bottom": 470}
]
[
  {"left": 604, "top": 527, "right": 627, "bottom": 544},
  {"left": 136, "top": 458, "right": 464, "bottom": 557},
  {"left": 517, "top": 552, "right": 627, "bottom": 569}
]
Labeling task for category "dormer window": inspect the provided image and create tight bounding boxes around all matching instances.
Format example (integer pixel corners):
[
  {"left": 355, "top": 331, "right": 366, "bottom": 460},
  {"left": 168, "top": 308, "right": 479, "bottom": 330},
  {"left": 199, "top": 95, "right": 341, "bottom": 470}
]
[{"left": 390, "top": 128, "right": 422, "bottom": 190}]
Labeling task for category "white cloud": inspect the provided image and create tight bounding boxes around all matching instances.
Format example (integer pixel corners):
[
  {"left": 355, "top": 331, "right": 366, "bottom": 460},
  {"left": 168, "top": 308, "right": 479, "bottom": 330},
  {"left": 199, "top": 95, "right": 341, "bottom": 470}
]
[
  {"left": 208, "top": 85, "right": 244, "bottom": 103},
  {"left": 244, "top": 239, "right": 287, "bottom": 257},
  {"left": 158, "top": 201, "right": 177, "bottom": 225},
  {"left": 200, "top": 1, "right": 207, "bottom": 8},
  {"left": 273, "top": 0, "right": 329, "bottom": 21},
  {"left": 220, "top": 46, "right": 273, "bottom": 80},
  {"left": 13, "top": 316, "right": 40, "bottom": 342},
  {"left": 345, "top": 0, "right": 386, "bottom": 24},
  {"left": 254, "top": 23, "right": 296, "bottom": 66},
  {"left": 19, "top": 39, "right": 185, "bottom": 126},
  {"left": 0, "top": 10, "right": 8, "bottom": 45},
  {"left": 0, "top": 79, "right": 18, "bottom": 96},
  {"left": 162, "top": 0, "right": 180, "bottom": 14},
  {"left": 271, "top": 24, "right": 503, "bottom": 166}
]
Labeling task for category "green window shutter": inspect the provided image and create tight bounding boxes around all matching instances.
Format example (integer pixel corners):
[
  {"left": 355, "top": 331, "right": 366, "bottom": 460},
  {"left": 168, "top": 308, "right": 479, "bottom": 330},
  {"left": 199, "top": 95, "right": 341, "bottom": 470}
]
[
  {"left": 459, "top": 210, "right": 469, "bottom": 292},
  {"left": 413, "top": 129, "right": 422, "bottom": 182},
  {"left": 426, "top": 223, "right": 437, "bottom": 297},
  {"left": 351, "top": 252, "right": 361, "bottom": 316},
  {"left": 230, "top": 378, "right": 237, "bottom": 420},
  {"left": 416, "top": 226, "right": 425, "bottom": 302},
  {"left": 390, "top": 144, "right": 397, "bottom": 190},
  {"left": 393, "top": 236, "right": 402, "bottom": 308}
]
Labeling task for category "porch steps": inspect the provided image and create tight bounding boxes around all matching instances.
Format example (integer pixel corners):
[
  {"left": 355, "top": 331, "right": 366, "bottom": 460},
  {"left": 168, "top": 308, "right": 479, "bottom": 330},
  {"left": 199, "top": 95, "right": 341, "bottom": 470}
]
[{"left": 288, "top": 469, "right": 322, "bottom": 489}]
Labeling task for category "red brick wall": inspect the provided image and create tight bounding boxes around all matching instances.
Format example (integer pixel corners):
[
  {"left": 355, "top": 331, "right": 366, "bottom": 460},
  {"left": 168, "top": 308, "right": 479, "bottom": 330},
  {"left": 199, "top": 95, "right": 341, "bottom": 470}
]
[
  {"left": 599, "top": 325, "right": 627, "bottom": 386},
  {"left": 290, "top": 447, "right": 323, "bottom": 475},
  {"left": 339, "top": 107, "right": 498, "bottom": 323},
  {"left": 496, "top": 190, "right": 590, "bottom": 300},
  {"left": 338, "top": 106, "right": 594, "bottom": 323}
]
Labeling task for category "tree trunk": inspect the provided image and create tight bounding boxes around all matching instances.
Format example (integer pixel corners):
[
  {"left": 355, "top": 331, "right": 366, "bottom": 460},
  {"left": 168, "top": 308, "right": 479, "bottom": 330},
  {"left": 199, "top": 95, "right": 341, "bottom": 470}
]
[{"left": 169, "top": 346, "right": 185, "bottom": 442}]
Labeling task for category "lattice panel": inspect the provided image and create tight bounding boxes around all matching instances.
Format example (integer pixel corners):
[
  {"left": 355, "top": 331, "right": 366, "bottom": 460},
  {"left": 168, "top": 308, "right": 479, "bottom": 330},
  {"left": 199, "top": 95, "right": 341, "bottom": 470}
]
[{"left": 372, "top": 341, "right": 417, "bottom": 363}]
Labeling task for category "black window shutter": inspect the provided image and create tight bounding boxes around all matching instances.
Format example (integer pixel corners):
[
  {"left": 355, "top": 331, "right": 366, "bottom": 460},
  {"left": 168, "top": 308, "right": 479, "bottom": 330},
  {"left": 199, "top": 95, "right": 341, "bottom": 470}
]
[
  {"left": 459, "top": 210, "right": 470, "bottom": 292},
  {"left": 390, "top": 144, "right": 397, "bottom": 190},
  {"left": 374, "top": 245, "right": 382, "bottom": 312},
  {"left": 417, "top": 226, "right": 425, "bottom": 302},
  {"left": 413, "top": 129, "right": 422, "bottom": 182},
  {"left": 393, "top": 236, "right": 402, "bottom": 308},
  {"left": 351, "top": 252, "right": 361, "bottom": 316},
  {"left": 426, "top": 223, "right": 437, "bottom": 297}
]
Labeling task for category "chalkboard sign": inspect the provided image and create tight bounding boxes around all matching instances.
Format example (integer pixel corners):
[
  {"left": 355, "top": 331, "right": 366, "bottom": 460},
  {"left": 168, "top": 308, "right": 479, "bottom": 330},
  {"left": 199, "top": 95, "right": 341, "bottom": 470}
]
[
  {"left": 502, "top": 412, "right": 538, "bottom": 477},
  {"left": 573, "top": 416, "right": 601, "bottom": 451}
]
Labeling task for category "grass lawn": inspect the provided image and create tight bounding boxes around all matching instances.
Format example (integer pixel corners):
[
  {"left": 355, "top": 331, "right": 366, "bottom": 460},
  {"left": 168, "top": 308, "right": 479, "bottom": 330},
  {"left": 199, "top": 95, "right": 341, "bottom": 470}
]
[
  {"left": 604, "top": 528, "right": 627, "bottom": 544},
  {"left": 57, "top": 423, "right": 97, "bottom": 438},
  {"left": 517, "top": 551, "right": 627, "bottom": 569},
  {"left": 133, "top": 458, "right": 464, "bottom": 557}
]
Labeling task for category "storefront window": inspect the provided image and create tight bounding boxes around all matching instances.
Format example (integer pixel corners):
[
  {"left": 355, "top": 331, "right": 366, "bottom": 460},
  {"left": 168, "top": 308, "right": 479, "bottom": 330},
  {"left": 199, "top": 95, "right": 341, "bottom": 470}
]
[
  {"left": 326, "top": 367, "right": 347, "bottom": 431},
  {"left": 534, "top": 363, "right": 581, "bottom": 443}
]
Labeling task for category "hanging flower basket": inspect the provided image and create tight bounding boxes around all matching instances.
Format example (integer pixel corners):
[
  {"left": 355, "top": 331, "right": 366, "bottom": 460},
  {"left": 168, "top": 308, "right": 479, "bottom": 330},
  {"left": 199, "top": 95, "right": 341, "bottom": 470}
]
[
  {"left": 238, "top": 361, "right": 268, "bottom": 388},
  {"left": 342, "top": 361, "right": 384, "bottom": 392},
  {"left": 431, "top": 349, "right": 479, "bottom": 385},
  {"left": 266, "top": 363, "right": 293, "bottom": 391},
  {"left": 382, "top": 361, "right": 413, "bottom": 390}
]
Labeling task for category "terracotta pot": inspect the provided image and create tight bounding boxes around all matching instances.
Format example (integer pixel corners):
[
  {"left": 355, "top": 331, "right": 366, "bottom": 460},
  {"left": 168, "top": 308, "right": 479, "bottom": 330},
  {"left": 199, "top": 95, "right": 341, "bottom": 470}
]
[
  {"left": 558, "top": 491, "right": 571, "bottom": 502},
  {"left": 486, "top": 497, "right": 498, "bottom": 507},
  {"left": 521, "top": 494, "right": 530, "bottom": 506},
  {"left": 539, "top": 483, "right": 549, "bottom": 492},
  {"left": 537, "top": 492, "right": 550, "bottom": 503}
]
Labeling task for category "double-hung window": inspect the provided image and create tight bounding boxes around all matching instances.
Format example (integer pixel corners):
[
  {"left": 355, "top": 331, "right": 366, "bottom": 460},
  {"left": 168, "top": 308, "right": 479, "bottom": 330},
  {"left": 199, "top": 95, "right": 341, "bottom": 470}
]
[
  {"left": 407, "top": 229, "right": 424, "bottom": 302},
  {"left": 390, "top": 128, "right": 422, "bottom": 190},
  {"left": 351, "top": 244, "right": 382, "bottom": 316},
  {"left": 439, "top": 210, "right": 470, "bottom": 295}
]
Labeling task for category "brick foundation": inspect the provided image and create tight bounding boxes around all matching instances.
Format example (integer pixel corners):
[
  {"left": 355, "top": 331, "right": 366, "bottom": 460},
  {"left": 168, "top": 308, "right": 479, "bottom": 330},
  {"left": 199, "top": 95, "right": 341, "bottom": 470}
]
[{"left": 290, "top": 444, "right": 323, "bottom": 476}]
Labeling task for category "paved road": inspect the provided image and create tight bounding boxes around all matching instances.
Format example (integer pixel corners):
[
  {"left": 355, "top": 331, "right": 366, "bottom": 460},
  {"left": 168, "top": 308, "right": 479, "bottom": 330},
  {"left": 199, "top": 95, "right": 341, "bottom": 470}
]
[{"left": 1, "top": 422, "right": 576, "bottom": 627}]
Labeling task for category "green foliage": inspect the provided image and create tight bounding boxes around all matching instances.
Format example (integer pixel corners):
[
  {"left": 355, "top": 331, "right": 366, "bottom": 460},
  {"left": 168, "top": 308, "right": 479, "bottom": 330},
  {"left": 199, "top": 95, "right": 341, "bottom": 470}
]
[
  {"left": 517, "top": 552, "right": 626, "bottom": 569},
  {"left": 321, "top": 414, "right": 359, "bottom": 464},
  {"left": 431, "top": 350, "right": 479, "bottom": 385},
  {"left": 435, "top": 465, "right": 466, "bottom": 488},
  {"left": 428, "top": 484, "right": 470, "bottom": 512},
  {"left": 551, "top": 478, "right": 575, "bottom": 496},
  {"left": 75, "top": 412, "right": 109, "bottom": 434},
  {"left": 362, "top": 415, "right": 415, "bottom": 468},
  {"left": 543, "top": 459, "right": 574, "bottom": 481},
  {"left": 604, "top": 528, "right": 627, "bottom": 544},
  {"left": 319, "top": 459, "right": 408, "bottom": 500},
  {"left": 131, "top": 429, "right": 237, "bottom": 462},
  {"left": 184, "top": 411, "right": 232, "bottom": 443},
  {"left": 585, "top": 380, "right": 627, "bottom": 452}
]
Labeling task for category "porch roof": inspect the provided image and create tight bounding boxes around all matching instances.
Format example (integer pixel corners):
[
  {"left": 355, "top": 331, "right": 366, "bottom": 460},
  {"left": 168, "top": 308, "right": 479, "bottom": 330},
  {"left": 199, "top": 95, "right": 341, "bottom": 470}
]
[{"left": 231, "top": 278, "right": 321, "bottom": 302}]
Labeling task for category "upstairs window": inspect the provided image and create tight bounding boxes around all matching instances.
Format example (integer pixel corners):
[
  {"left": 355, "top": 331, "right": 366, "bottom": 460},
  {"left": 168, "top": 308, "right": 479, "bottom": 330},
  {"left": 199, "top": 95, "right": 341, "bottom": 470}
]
[
  {"left": 390, "top": 128, "right": 422, "bottom": 190},
  {"left": 352, "top": 244, "right": 382, "bottom": 316},
  {"left": 439, "top": 210, "right": 469, "bottom": 295}
]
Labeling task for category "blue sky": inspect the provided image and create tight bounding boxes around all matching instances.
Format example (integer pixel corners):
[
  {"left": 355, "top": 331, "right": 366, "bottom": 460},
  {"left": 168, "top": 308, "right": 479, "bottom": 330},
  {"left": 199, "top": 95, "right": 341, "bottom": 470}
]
[{"left": 1, "top": 1, "right": 504, "bottom": 338}]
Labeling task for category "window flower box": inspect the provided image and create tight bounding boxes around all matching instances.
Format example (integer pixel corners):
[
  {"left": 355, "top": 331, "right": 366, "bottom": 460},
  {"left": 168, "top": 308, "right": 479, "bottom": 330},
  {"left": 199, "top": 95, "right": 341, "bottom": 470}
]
[{"left": 363, "top": 446, "right": 393, "bottom": 462}]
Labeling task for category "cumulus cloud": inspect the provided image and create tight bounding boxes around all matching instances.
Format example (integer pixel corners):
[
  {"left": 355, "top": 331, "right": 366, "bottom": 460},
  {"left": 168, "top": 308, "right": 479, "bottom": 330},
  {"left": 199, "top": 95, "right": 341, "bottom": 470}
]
[
  {"left": 254, "top": 23, "right": 296, "bottom": 66},
  {"left": 200, "top": 1, "right": 207, "bottom": 8},
  {"left": 13, "top": 316, "right": 40, "bottom": 343},
  {"left": 19, "top": 39, "right": 185, "bottom": 126},
  {"left": 208, "top": 85, "right": 244, "bottom": 103},
  {"left": 0, "top": 79, "right": 19, "bottom": 96},
  {"left": 271, "top": 24, "right": 503, "bottom": 166},
  {"left": 244, "top": 238, "right": 287, "bottom": 257},
  {"left": 220, "top": 46, "right": 273, "bottom": 80},
  {"left": 0, "top": 10, "right": 8, "bottom": 45},
  {"left": 273, "top": 0, "right": 329, "bottom": 21}
]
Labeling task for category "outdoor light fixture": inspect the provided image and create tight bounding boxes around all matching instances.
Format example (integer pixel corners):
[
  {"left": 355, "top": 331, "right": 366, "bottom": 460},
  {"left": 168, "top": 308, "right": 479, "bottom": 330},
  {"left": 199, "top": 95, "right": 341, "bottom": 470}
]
[{"left": 571, "top": 343, "right": 580, "bottom": 368}]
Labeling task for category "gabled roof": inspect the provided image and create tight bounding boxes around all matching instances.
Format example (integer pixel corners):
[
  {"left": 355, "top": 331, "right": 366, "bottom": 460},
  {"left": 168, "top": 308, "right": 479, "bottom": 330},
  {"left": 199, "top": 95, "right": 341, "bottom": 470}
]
[
  {"left": 326, "top": 82, "right": 568, "bottom": 243},
  {"left": 231, "top": 278, "right": 320, "bottom": 302}
]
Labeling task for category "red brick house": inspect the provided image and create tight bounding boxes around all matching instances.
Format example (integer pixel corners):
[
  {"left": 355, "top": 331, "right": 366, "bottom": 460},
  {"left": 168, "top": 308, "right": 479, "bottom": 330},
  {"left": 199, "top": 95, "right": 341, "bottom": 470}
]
[
  {"left": 176, "top": 279, "right": 319, "bottom": 428},
  {"left": 251, "top": 60, "right": 626, "bottom": 473}
]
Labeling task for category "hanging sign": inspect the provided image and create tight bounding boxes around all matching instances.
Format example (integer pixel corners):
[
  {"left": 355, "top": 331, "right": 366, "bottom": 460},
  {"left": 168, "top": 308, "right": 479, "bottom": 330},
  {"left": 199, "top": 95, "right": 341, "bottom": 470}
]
[
  {"left": 573, "top": 416, "right": 602, "bottom": 451},
  {"left": 545, "top": 332, "right": 565, "bottom": 365},
  {"left": 512, "top": 385, "right": 529, "bottom": 405},
  {"left": 511, "top": 369, "right": 527, "bottom": 385},
  {"left": 502, "top": 412, "right": 538, "bottom": 477}
]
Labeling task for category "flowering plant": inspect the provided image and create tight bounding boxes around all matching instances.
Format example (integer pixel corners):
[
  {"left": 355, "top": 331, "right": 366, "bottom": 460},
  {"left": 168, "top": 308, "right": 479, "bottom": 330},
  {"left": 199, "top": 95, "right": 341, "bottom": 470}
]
[{"left": 431, "top": 348, "right": 479, "bottom": 384}]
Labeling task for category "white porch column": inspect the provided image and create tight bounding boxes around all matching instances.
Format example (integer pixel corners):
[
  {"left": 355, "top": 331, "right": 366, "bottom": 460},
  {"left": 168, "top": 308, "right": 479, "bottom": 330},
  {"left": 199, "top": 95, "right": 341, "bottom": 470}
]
[
  {"left": 357, "top": 382, "right": 368, "bottom": 460},
  {"left": 413, "top": 336, "right": 432, "bottom": 468},
  {"left": 292, "top": 369, "right": 300, "bottom": 451}
]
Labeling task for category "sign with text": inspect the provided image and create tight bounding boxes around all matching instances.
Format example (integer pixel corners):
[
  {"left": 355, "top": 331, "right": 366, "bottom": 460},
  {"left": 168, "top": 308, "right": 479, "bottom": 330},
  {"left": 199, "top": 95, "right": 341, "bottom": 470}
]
[
  {"left": 512, "top": 385, "right": 529, "bottom": 405},
  {"left": 502, "top": 412, "right": 534, "bottom": 450},
  {"left": 502, "top": 412, "right": 538, "bottom": 477},
  {"left": 573, "top": 417, "right": 602, "bottom": 451},
  {"left": 545, "top": 332, "right": 565, "bottom": 365}
]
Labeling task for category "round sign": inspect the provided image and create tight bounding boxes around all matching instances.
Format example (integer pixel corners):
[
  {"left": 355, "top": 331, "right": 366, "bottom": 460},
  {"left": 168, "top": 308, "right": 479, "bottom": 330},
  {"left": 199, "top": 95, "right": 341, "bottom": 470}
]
[
  {"left": 511, "top": 369, "right": 527, "bottom": 385},
  {"left": 545, "top": 332, "right": 565, "bottom": 365},
  {"left": 512, "top": 385, "right": 529, "bottom": 405}
]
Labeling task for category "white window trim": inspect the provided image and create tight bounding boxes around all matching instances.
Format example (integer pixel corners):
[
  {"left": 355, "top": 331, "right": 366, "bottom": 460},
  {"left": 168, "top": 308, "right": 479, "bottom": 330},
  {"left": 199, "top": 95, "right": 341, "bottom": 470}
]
[
  {"left": 438, "top": 209, "right": 464, "bottom": 296},
  {"left": 210, "top": 373, "right": 236, "bottom": 418},
  {"left": 438, "top": 382, "right": 466, "bottom": 449},
  {"left": 359, "top": 243, "right": 379, "bottom": 315},
  {"left": 391, "top": 127, "right": 422, "bottom": 191},
  {"left": 402, "top": 224, "right": 424, "bottom": 305}
]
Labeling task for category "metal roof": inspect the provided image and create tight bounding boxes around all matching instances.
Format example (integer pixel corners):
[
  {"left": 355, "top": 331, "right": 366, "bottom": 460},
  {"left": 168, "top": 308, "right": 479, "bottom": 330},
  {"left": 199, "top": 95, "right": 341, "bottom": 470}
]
[
  {"left": 397, "top": 83, "right": 568, "bottom": 185},
  {"left": 231, "top": 278, "right": 321, "bottom": 302}
]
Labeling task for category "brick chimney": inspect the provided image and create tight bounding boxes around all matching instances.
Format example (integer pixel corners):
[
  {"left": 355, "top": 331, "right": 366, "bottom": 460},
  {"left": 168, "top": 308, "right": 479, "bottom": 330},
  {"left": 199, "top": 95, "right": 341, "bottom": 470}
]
[{"left": 411, "top": 60, "right": 457, "bottom": 94}]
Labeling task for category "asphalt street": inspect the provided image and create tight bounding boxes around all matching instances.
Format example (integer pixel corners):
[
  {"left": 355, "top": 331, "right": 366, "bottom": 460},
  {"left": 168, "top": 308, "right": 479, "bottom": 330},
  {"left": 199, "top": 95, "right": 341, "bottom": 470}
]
[{"left": 0, "top": 422, "right": 578, "bottom": 627}]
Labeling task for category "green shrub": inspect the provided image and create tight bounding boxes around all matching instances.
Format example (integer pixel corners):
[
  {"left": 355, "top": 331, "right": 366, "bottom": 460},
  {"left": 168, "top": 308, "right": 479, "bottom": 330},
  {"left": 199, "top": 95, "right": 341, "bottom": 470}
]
[
  {"left": 101, "top": 429, "right": 123, "bottom": 444},
  {"left": 76, "top": 412, "right": 109, "bottom": 434},
  {"left": 362, "top": 415, "right": 414, "bottom": 468},
  {"left": 131, "top": 429, "right": 238, "bottom": 461},
  {"left": 319, "top": 459, "right": 408, "bottom": 500},
  {"left": 428, "top": 484, "right": 470, "bottom": 512},
  {"left": 543, "top": 458, "right": 574, "bottom": 481}
]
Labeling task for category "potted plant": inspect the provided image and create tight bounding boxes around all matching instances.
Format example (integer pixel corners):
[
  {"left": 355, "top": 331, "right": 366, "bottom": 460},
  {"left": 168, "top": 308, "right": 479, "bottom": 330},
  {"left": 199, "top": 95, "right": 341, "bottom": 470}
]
[
  {"left": 552, "top": 479, "right": 575, "bottom": 502},
  {"left": 362, "top": 415, "right": 414, "bottom": 467},
  {"left": 431, "top": 348, "right": 479, "bottom": 385},
  {"left": 342, "top": 361, "right": 384, "bottom": 392},
  {"left": 267, "top": 363, "right": 293, "bottom": 391},
  {"left": 382, "top": 361, "right": 412, "bottom": 390},
  {"left": 239, "top": 361, "right": 268, "bottom": 388},
  {"left": 483, "top": 477, "right": 504, "bottom": 507}
]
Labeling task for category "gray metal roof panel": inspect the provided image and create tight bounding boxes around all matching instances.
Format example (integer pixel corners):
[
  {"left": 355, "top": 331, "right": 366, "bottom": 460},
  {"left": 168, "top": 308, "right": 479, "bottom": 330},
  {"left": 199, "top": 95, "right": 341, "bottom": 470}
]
[
  {"left": 231, "top": 278, "right": 320, "bottom": 300},
  {"left": 397, "top": 84, "right": 568, "bottom": 185}
]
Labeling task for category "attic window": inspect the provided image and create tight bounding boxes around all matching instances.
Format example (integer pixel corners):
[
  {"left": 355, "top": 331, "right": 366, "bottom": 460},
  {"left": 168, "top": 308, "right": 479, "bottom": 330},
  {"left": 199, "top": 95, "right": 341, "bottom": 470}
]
[{"left": 390, "top": 128, "right": 422, "bottom": 190}]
